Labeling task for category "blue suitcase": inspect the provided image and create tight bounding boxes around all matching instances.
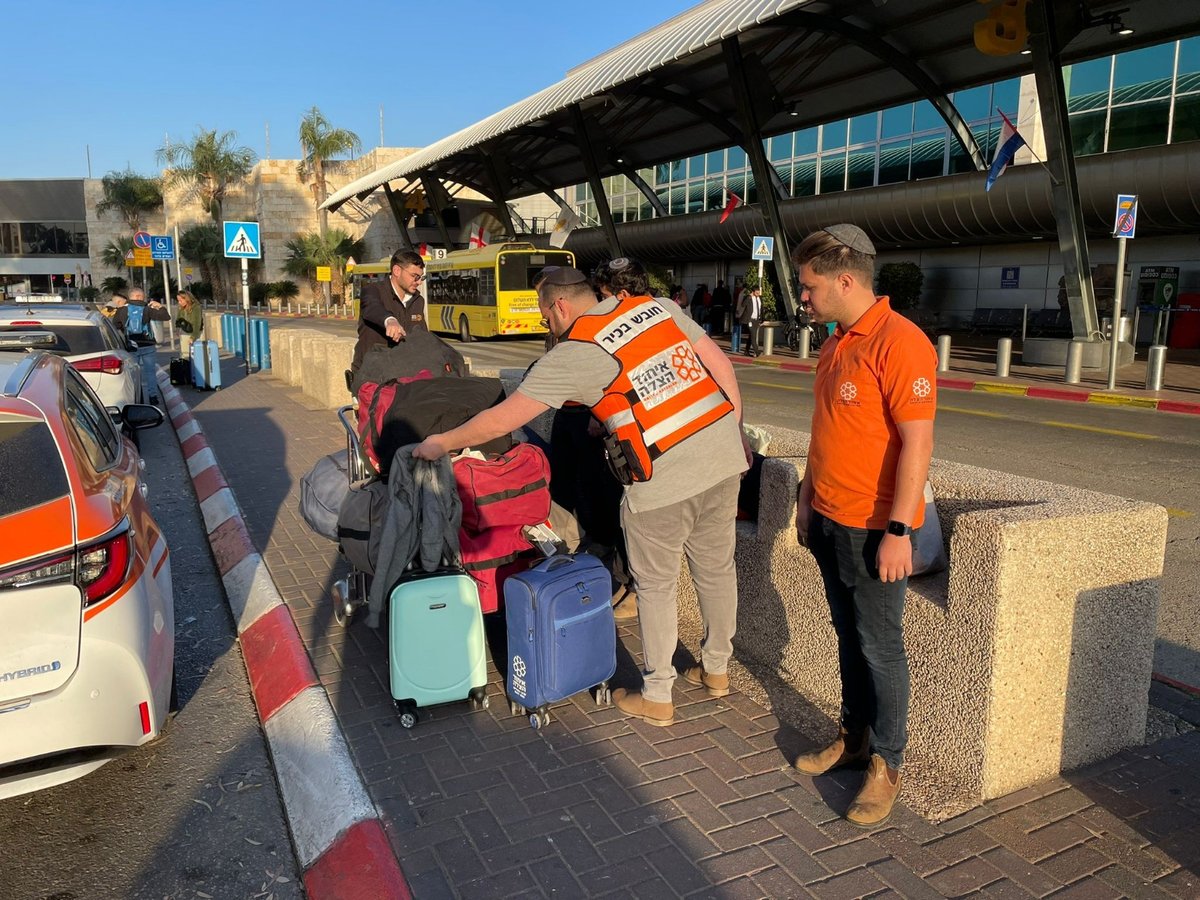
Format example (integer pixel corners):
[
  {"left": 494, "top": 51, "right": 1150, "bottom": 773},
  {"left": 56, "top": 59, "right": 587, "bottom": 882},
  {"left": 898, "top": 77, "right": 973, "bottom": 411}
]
[
  {"left": 191, "top": 340, "right": 221, "bottom": 390},
  {"left": 389, "top": 568, "right": 489, "bottom": 728},
  {"left": 503, "top": 553, "right": 616, "bottom": 728}
]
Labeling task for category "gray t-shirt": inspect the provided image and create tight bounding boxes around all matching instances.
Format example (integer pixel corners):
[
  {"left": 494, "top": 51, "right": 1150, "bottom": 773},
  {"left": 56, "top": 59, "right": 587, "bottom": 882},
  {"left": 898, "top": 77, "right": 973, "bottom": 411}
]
[{"left": 519, "top": 297, "right": 747, "bottom": 513}]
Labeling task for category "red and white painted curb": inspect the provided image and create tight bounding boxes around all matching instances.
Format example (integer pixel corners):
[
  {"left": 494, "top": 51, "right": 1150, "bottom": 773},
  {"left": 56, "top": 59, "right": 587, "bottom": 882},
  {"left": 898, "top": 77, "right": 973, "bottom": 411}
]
[
  {"left": 157, "top": 369, "right": 411, "bottom": 900},
  {"left": 728, "top": 352, "right": 1200, "bottom": 415}
]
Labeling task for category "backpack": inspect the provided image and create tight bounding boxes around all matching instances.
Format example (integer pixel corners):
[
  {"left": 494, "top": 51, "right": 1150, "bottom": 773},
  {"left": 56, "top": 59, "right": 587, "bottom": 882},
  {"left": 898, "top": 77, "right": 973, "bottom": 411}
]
[
  {"left": 299, "top": 451, "right": 350, "bottom": 542},
  {"left": 336, "top": 477, "right": 389, "bottom": 575},
  {"left": 124, "top": 303, "right": 147, "bottom": 336}
]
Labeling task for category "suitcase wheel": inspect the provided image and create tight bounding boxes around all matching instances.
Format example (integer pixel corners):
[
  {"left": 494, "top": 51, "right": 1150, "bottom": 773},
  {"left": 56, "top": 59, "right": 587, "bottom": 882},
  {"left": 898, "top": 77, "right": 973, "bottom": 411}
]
[
  {"left": 331, "top": 579, "right": 354, "bottom": 626},
  {"left": 469, "top": 688, "right": 489, "bottom": 711},
  {"left": 509, "top": 699, "right": 527, "bottom": 717},
  {"left": 528, "top": 709, "right": 551, "bottom": 730},
  {"left": 395, "top": 702, "right": 419, "bottom": 729},
  {"left": 595, "top": 683, "right": 612, "bottom": 707}
]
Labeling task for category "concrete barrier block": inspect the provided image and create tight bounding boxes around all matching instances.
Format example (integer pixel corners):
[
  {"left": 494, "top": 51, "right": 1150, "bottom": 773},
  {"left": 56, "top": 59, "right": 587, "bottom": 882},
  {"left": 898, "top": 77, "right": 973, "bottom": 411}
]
[
  {"left": 204, "top": 311, "right": 224, "bottom": 348},
  {"left": 269, "top": 328, "right": 293, "bottom": 384},
  {"left": 673, "top": 423, "right": 1166, "bottom": 821},
  {"left": 315, "top": 338, "right": 356, "bottom": 408},
  {"left": 283, "top": 330, "right": 319, "bottom": 387}
]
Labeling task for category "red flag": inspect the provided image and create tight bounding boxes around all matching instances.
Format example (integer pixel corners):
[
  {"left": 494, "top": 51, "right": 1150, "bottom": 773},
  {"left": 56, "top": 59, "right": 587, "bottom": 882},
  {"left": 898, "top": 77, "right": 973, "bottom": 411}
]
[
  {"left": 719, "top": 191, "right": 741, "bottom": 224},
  {"left": 418, "top": 242, "right": 428, "bottom": 258}
]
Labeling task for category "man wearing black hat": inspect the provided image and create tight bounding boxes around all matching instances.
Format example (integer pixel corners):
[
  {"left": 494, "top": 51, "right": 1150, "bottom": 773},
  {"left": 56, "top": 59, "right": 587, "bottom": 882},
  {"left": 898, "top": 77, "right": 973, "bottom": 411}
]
[
  {"left": 790, "top": 224, "right": 936, "bottom": 828},
  {"left": 414, "top": 259, "right": 751, "bottom": 727}
]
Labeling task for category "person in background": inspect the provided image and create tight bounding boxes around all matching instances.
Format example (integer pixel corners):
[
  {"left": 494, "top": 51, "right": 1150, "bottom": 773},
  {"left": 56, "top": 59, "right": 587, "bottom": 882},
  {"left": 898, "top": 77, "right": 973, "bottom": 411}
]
[
  {"left": 175, "top": 290, "right": 203, "bottom": 359},
  {"left": 710, "top": 279, "right": 731, "bottom": 338},
  {"left": 735, "top": 285, "right": 763, "bottom": 357},
  {"left": 791, "top": 223, "right": 936, "bottom": 828},
  {"left": 414, "top": 261, "right": 751, "bottom": 727},
  {"left": 351, "top": 249, "right": 429, "bottom": 382},
  {"left": 109, "top": 287, "right": 170, "bottom": 405}
]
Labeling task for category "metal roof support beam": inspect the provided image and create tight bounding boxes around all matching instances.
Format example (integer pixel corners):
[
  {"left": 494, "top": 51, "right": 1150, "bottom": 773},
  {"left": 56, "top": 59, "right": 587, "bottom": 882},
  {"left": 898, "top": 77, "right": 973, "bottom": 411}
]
[
  {"left": 1028, "top": 0, "right": 1100, "bottom": 339},
  {"left": 479, "top": 153, "right": 518, "bottom": 239},
  {"left": 620, "top": 165, "right": 668, "bottom": 218},
  {"left": 631, "top": 84, "right": 789, "bottom": 199},
  {"left": 723, "top": 36, "right": 797, "bottom": 320},
  {"left": 419, "top": 175, "right": 456, "bottom": 251},
  {"left": 569, "top": 104, "right": 622, "bottom": 258},
  {"left": 381, "top": 183, "right": 415, "bottom": 252},
  {"left": 780, "top": 11, "right": 986, "bottom": 171}
]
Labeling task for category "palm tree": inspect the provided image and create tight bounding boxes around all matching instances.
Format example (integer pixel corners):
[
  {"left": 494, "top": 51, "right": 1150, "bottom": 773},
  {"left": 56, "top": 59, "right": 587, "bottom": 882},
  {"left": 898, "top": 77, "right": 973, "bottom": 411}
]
[
  {"left": 100, "top": 276, "right": 128, "bottom": 296},
  {"left": 157, "top": 128, "right": 256, "bottom": 222},
  {"left": 95, "top": 169, "right": 163, "bottom": 232},
  {"left": 298, "top": 107, "right": 361, "bottom": 235},
  {"left": 100, "top": 235, "right": 134, "bottom": 271},
  {"left": 282, "top": 229, "right": 364, "bottom": 302},
  {"left": 158, "top": 128, "right": 255, "bottom": 303},
  {"left": 179, "top": 224, "right": 225, "bottom": 303}
]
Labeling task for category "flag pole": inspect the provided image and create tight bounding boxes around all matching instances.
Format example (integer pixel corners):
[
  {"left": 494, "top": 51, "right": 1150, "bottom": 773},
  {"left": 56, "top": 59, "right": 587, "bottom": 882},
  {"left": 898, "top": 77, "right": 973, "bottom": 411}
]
[{"left": 997, "top": 107, "right": 1060, "bottom": 186}]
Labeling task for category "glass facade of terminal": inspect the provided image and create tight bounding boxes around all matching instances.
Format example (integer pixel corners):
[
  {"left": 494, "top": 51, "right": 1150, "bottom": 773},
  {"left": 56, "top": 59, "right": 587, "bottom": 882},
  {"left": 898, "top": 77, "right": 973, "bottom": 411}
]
[
  {"left": 570, "top": 37, "right": 1200, "bottom": 225},
  {"left": 0, "top": 221, "right": 90, "bottom": 256}
]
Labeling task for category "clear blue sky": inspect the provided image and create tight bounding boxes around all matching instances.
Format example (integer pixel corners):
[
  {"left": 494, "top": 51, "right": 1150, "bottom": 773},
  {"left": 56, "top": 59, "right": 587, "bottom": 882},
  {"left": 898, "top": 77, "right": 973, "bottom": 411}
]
[{"left": 5, "top": 0, "right": 699, "bottom": 181}]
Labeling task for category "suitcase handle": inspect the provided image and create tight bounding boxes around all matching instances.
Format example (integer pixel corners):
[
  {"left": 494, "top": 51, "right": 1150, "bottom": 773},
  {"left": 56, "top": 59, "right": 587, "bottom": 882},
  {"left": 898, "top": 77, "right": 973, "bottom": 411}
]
[{"left": 545, "top": 556, "right": 576, "bottom": 570}]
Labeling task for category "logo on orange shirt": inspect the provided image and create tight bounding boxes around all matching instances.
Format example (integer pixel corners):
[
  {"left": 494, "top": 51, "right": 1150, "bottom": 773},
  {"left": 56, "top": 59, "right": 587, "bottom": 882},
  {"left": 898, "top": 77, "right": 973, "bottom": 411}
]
[
  {"left": 912, "top": 377, "right": 933, "bottom": 401},
  {"left": 838, "top": 381, "right": 860, "bottom": 405}
]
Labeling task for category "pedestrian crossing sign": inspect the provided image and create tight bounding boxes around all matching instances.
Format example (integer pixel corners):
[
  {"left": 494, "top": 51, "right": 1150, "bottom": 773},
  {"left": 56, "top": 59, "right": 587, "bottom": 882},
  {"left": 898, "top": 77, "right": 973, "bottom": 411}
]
[
  {"left": 223, "top": 221, "right": 261, "bottom": 259},
  {"left": 751, "top": 236, "right": 775, "bottom": 261}
]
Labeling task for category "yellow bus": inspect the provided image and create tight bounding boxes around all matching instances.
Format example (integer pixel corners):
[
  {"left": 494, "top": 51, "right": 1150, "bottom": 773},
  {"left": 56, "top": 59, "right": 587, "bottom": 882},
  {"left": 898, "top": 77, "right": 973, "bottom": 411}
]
[{"left": 350, "top": 243, "right": 576, "bottom": 342}]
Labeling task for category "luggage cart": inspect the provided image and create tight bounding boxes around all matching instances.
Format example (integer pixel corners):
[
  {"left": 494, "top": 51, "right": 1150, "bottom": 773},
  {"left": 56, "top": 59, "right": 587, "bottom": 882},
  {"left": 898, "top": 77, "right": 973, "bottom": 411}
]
[{"left": 330, "top": 405, "right": 373, "bottom": 626}]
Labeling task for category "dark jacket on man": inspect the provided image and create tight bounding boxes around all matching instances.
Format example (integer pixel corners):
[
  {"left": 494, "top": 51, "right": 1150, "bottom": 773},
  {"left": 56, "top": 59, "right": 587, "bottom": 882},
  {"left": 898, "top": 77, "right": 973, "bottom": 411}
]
[
  {"left": 353, "top": 278, "right": 430, "bottom": 373},
  {"left": 113, "top": 300, "right": 171, "bottom": 346}
]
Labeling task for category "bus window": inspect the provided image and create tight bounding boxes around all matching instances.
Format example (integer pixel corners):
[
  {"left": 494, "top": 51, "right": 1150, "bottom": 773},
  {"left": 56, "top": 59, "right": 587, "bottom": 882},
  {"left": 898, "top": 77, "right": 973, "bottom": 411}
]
[{"left": 498, "top": 251, "right": 575, "bottom": 292}]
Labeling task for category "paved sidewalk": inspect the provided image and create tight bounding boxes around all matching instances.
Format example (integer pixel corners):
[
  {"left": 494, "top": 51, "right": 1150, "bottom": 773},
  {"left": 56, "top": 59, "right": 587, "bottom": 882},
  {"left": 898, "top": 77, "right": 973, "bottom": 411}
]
[{"left": 181, "top": 353, "right": 1200, "bottom": 899}]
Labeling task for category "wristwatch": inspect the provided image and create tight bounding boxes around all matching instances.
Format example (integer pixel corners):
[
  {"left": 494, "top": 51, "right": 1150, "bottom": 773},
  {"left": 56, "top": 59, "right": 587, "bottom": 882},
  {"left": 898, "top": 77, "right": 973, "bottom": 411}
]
[{"left": 886, "top": 520, "right": 913, "bottom": 537}]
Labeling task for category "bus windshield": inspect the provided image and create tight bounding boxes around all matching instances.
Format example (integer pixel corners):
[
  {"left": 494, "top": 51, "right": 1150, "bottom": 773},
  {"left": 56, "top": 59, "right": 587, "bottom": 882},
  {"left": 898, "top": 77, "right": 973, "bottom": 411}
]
[{"left": 497, "top": 251, "right": 576, "bottom": 292}]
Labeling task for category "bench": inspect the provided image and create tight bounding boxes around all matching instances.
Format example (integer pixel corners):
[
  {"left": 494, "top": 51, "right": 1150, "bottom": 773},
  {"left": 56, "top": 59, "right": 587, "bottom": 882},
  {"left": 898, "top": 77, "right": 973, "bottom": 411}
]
[{"left": 671, "top": 427, "right": 1165, "bottom": 819}]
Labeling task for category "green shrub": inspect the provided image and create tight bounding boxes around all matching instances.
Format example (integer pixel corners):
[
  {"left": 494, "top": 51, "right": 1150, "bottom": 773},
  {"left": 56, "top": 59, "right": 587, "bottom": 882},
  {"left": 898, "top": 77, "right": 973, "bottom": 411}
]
[
  {"left": 80, "top": 286, "right": 100, "bottom": 302},
  {"left": 270, "top": 280, "right": 300, "bottom": 300},
  {"left": 876, "top": 262, "right": 924, "bottom": 310},
  {"left": 249, "top": 282, "right": 271, "bottom": 306}
]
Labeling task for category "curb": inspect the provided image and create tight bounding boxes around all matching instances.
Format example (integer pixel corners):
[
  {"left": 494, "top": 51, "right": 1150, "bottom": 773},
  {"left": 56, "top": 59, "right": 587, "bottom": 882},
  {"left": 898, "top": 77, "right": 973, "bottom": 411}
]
[
  {"left": 156, "top": 369, "right": 412, "bottom": 900},
  {"left": 729, "top": 352, "right": 1200, "bottom": 415}
]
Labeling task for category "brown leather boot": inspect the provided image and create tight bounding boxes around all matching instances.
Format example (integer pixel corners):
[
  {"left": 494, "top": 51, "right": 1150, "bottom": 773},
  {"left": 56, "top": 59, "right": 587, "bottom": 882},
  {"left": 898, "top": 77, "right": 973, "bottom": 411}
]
[
  {"left": 613, "top": 688, "right": 674, "bottom": 727},
  {"left": 612, "top": 587, "right": 638, "bottom": 621},
  {"left": 793, "top": 727, "right": 869, "bottom": 776},
  {"left": 681, "top": 666, "right": 730, "bottom": 698},
  {"left": 846, "top": 754, "right": 902, "bottom": 828}
]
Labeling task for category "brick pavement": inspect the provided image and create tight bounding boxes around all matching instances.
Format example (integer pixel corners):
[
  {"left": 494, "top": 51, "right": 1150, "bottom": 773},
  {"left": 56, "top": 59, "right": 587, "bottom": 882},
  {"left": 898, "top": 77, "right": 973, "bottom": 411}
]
[{"left": 185, "top": 356, "right": 1200, "bottom": 899}]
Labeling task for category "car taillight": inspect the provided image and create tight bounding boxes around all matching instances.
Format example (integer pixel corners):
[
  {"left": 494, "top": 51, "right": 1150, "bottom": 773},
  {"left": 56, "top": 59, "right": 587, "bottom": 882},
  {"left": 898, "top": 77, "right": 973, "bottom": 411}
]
[
  {"left": 0, "top": 550, "right": 75, "bottom": 590},
  {"left": 78, "top": 526, "right": 132, "bottom": 606},
  {"left": 9, "top": 320, "right": 42, "bottom": 327},
  {"left": 70, "top": 354, "right": 124, "bottom": 376}
]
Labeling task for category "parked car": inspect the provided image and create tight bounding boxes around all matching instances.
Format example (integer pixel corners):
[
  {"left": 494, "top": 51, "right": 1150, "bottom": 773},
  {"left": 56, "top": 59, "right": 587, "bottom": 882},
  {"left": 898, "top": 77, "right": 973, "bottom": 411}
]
[
  {"left": 0, "top": 299, "right": 144, "bottom": 410},
  {"left": 0, "top": 351, "right": 174, "bottom": 799}
]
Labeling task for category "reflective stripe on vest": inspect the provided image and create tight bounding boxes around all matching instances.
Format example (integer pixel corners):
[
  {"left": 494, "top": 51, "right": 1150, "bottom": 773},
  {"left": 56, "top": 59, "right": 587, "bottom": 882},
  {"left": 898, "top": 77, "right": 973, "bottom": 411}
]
[{"left": 567, "top": 296, "right": 734, "bottom": 481}]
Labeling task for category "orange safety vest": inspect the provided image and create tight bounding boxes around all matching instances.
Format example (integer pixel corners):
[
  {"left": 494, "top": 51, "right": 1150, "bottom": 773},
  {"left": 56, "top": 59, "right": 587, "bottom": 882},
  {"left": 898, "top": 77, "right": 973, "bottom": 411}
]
[{"left": 565, "top": 295, "right": 734, "bottom": 481}]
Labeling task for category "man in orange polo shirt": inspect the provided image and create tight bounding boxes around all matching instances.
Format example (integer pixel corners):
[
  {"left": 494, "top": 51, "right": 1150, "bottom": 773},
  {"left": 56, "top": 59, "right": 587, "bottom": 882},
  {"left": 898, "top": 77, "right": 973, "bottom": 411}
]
[{"left": 790, "top": 224, "right": 936, "bottom": 827}]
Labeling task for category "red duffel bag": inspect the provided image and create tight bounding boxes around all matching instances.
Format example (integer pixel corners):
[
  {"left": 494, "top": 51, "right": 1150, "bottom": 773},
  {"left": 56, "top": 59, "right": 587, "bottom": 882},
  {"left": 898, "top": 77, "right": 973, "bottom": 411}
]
[
  {"left": 453, "top": 443, "right": 551, "bottom": 533},
  {"left": 459, "top": 526, "right": 536, "bottom": 613}
]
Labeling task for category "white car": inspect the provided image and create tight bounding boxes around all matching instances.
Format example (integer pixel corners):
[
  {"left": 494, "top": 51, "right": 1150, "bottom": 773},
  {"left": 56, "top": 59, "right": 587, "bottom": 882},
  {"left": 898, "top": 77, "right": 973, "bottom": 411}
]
[
  {"left": 0, "top": 299, "right": 143, "bottom": 410},
  {"left": 0, "top": 351, "right": 174, "bottom": 798}
]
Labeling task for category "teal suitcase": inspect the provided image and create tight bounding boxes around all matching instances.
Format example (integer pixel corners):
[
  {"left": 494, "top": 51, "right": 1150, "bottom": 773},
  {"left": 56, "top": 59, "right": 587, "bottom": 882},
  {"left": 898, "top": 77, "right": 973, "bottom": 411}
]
[{"left": 388, "top": 569, "right": 489, "bottom": 727}]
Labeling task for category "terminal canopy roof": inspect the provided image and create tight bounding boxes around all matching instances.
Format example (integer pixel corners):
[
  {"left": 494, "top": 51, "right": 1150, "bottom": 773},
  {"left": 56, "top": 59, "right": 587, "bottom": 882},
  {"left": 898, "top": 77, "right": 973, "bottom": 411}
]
[{"left": 325, "top": 0, "right": 1200, "bottom": 211}]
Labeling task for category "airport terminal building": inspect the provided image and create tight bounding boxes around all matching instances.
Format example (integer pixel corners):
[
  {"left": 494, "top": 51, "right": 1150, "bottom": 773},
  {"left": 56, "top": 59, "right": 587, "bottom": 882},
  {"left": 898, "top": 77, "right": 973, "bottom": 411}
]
[{"left": 325, "top": 0, "right": 1200, "bottom": 348}]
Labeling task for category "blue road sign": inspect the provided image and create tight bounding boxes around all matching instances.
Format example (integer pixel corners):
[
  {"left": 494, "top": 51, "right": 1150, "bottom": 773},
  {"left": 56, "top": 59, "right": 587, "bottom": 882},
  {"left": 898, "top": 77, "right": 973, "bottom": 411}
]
[
  {"left": 1113, "top": 194, "right": 1138, "bottom": 239},
  {"left": 223, "top": 221, "right": 261, "bottom": 259},
  {"left": 151, "top": 235, "right": 175, "bottom": 260},
  {"left": 751, "top": 235, "right": 775, "bottom": 261},
  {"left": 1001, "top": 266, "right": 1020, "bottom": 288}
]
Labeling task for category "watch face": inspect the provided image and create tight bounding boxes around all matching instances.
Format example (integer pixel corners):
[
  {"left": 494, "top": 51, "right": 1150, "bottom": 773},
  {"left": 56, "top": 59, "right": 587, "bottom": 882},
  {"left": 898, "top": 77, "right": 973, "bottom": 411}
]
[{"left": 888, "top": 521, "right": 910, "bottom": 536}]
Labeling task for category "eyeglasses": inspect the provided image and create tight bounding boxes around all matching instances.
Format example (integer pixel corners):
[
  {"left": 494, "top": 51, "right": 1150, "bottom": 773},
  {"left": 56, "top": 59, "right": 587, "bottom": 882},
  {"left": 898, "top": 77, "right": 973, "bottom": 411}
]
[{"left": 398, "top": 268, "right": 425, "bottom": 282}]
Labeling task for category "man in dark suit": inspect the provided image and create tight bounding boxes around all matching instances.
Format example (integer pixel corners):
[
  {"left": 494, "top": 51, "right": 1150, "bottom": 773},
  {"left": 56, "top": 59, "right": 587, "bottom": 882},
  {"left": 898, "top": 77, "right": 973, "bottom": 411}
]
[
  {"left": 351, "top": 249, "right": 430, "bottom": 377},
  {"left": 735, "top": 285, "right": 763, "bottom": 356}
]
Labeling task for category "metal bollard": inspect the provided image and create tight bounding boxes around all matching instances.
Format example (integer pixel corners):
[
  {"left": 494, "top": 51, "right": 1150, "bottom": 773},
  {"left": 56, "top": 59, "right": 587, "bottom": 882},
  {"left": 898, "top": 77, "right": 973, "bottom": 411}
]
[
  {"left": 1064, "top": 339, "right": 1084, "bottom": 384},
  {"left": 761, "top": 324, "right": 776, "bottom": 357},
  {"left": 995, "top": 337, "right": 1012, "bottom": 378},
  {"left": 798, "top": 327, "right": 811, "bottom": 359},
  {"left": 1145, "top": 344, "right": 1167, "bottom": 391},
  {"left": 936, "top": 334, "right": 951, "bottom": 373}
]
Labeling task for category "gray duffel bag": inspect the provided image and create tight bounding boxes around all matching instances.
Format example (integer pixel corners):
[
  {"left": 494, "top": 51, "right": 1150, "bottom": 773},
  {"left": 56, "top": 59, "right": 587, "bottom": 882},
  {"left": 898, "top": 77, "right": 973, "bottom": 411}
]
[{"left": 299, "top": 450, "right": 351, "bottom": 542}]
